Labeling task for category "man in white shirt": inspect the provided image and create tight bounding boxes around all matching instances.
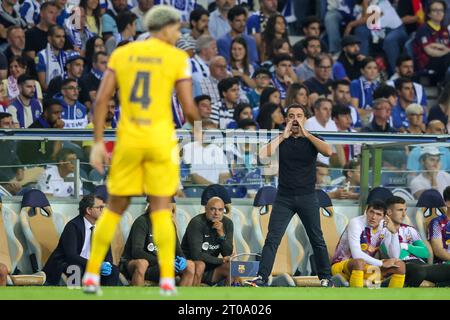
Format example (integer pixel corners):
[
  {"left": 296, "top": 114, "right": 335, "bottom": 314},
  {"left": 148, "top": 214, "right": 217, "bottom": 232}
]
[
  {"left": 182, "top": 120, "right": 231, "bottom": 185},
  {"left": 410, "top": 146, "right": 450, "bottom": 199},
  {"left": 331, "top": 200, "right": 406, "bottom": 288},
  {"left": 37, "top": 148, "right": 83, "bottom": 197},
  {"left": 304, "top": 97, "right": 337, "bottom": 165},
  {"left": 43, "top": 194, "right": 118, "bottom": 285},
  {"left": 191, "top": 35, "right": 216, "bottom": 86}
]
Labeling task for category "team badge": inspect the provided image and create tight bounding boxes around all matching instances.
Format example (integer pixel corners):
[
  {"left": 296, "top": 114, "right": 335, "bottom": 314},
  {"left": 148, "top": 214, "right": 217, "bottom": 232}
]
[
  {"left": 147, "top": 243, "right": 155, "bottom": 252},
  {"left": 202, "top": 242, "right": 209, "bottom": 251},
  {"left": 361, "top": 243, "right": 368, "bottom": 251},
  {"left": 238, "top": 264, "right": 245, "bottom": 274},
  {"left": 174, "top": 0, "right": 186, "bottom": 10},
  {"left": 76, "top": 108, "right": 83, "bottom": 118}
]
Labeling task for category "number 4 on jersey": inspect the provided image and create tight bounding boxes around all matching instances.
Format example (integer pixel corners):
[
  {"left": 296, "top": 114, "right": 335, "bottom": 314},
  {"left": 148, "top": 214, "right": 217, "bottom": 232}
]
[{"left": 130, "top": 71, "right": 151, "bottom": 109}]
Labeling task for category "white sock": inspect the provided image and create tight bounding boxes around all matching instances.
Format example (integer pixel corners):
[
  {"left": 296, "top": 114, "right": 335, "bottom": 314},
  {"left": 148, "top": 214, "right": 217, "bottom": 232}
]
[
  {"left": 160, "top": 277, "right": 175, "bottom": 288},
  {"left": 83, "top": 272, "right": 100, "bottom": 284}
]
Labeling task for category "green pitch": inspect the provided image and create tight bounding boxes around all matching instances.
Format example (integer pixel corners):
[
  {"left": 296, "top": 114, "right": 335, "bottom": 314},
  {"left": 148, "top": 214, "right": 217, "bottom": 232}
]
[{"left": 0, "top": 287, "right": 449, "bottom": 300}]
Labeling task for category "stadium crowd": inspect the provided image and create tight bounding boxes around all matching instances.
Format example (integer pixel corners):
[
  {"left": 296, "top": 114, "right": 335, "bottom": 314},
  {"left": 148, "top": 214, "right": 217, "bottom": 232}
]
[
  {"left": 0, "top": 0, "right": 448, "bottom": 200},
  {"left": 0, "top": 0, "right": 448, "bottom": 290}
]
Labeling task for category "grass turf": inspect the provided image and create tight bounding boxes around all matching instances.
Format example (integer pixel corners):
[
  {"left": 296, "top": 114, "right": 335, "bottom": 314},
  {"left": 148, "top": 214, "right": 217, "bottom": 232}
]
[{"left": 0, "top": 287, "right": 449, "bottom": 300}]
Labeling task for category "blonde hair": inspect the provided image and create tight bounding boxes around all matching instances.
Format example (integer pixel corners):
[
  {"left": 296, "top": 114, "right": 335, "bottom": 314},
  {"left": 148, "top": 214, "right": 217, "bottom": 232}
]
[{"left": 143, "top": 5, "right": 180, "bottom": 32}]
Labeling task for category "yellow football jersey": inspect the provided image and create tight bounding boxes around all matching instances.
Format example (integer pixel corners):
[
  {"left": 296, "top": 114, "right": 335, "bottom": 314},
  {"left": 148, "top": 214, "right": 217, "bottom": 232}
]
[{"left": 107, "top": 38, "right": 191, "bottom": 146}]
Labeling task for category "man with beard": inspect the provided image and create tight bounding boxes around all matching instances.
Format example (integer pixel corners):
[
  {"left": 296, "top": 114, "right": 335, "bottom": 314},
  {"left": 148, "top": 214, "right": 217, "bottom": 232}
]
[
  {"left": 17, "top": 98, "right": 64, "bottom": 165},
  {"left": 386, "top": 55, "right": 427, "bottom": 108},
  {"left": 36, "top": 25, "right": 67, "bottom": 92},
  {"left": 189, "top": 7, "right": 210, "bottom": 40},
  {"left": 79, "top": 52, "right": 108, "bottom": 110},
  {"left": 245, "top": 104, "right": 335, "bottom": 287},
  {"left": 332, "top": 36, "right": 365, "bottom": 81},
  {"left": 209, "top": 0, "right": 235, "bottom": 40},
  {"left": 8, "top": 75, "right": 42, "bottom": 128}
]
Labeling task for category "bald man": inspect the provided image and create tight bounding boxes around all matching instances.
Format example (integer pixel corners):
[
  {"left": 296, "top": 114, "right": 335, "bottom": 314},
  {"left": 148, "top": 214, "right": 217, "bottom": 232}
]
[{"left": 181, "top": 197, "right": 234, "bottom": 286}]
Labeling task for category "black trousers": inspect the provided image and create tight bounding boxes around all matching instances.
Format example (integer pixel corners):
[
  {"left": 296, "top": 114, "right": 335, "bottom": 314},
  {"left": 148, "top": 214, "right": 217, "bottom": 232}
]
[
  {"left": 405, "top": 260, "right": 450, "bottom": 287},
  {"left": 258, "top": 193, "right": 332, "bottom": 282}
]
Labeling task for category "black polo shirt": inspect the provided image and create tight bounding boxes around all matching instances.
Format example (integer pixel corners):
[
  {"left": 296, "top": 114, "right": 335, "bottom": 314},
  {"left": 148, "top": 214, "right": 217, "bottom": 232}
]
[
  {"left": 278, "top": 135, "right": 320, "bottom": 196},
  {"left": 428, "top": 104, "right": 448, "bottom": 126},
  {"left": 337, "top": 52, "right": 362, "bottom": 80},
  {"left": 361, "top": 119, "right": 397, "bottom": 133},
  {"left": 304, "top": 77, "right": 333, "bottom": 96},
  {"left": 24, "top": 26, "right": 73, "bottom": 55}
]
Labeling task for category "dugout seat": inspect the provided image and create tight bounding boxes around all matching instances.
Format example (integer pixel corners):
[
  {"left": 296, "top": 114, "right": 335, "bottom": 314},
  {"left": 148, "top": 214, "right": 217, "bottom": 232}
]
[
  {"left": 415, "top": 189, "right": 446, "bottom": 264},
  {"left": 249, "top": 186, "right": 305, "bottom": 284},
  {"left": 0, "top": 202, "right": 46, "bottom": 286},
  {"left": 316, "top": 190, "right": 347, "bottom": 262},
  {"left": 174, "top": 206, "right": 192, "bottom": 241},
  {"left": 111, "top": 211, "right": 133, "bottom": 266},
  {"left": 19, "top": 190, "right": 67, "bottom": 273}
]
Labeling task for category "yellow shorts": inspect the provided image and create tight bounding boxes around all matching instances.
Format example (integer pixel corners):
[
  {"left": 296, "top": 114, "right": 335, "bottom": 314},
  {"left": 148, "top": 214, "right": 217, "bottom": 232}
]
[
  {"left": 331, "top": 259, "right": 383, "bottom": 281},
  {"left": 107, "top": 140, "right": 180, "bottom": 197}
]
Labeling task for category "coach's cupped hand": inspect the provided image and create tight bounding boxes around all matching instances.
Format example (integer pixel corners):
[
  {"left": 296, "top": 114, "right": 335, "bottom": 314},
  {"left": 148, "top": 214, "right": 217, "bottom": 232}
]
[{"left": 90, "top": 142, "right": 110, "bottom": 175}]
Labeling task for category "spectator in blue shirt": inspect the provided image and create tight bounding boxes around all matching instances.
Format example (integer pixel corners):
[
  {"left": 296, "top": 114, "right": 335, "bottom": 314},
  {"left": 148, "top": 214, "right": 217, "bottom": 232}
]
[
  {"left": 246, "top": 0, "right": 278, "bottom": 36},
  {"left": 246, "top": 67, "right": 271, "bottom": 109},
  {"left": 36, "top": 25, "right": 67, "bottom": 92},
  {"left": 101, "top": 0, "right": 129, "bottom": 40},
  {"left": 217, "top": 5, "right": 259, "bottom": 64},
  {"left": 350, "top": 57, "right": 380, "bottom": 122},
  {"left": 391, "top": 77, "right": 427, "bottom": 130},
  {"left": 208, "top": 0, "right": 235, "bottom": 40},
  {"left": 271, "top": 53, "right": 294, "bottom": 104},
  {"left": 56, "top": 78, "right": 88, "bottom": 129}
]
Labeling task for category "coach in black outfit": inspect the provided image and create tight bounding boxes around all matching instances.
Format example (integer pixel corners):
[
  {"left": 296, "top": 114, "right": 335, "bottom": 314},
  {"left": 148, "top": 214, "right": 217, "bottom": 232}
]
[
  {"left": 43, "top": 194, "right": 119, "bottom": 286},
  {"left": 247, "top": 104, "right": 334, "bottom": 287}
]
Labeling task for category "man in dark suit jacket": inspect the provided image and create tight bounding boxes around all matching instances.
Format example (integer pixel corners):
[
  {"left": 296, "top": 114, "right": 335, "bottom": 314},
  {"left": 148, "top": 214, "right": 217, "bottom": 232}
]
[{"left": 43, "top": 194, "right": 119, "bottom": 285}]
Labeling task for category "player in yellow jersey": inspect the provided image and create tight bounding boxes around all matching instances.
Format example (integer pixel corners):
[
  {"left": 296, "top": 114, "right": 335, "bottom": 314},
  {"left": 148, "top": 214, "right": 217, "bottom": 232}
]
[{"left": 82, "top": 5, "right": 200, "bottom": 296}]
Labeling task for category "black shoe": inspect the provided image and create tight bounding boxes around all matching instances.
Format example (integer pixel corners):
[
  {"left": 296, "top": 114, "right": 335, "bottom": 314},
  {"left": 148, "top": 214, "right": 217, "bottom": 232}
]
[
  {"left": 320, "top": 278, "right": 335, "bottom": 288},
  {"left": 244, "top": 275, "right": 268, "bottom": 287}
]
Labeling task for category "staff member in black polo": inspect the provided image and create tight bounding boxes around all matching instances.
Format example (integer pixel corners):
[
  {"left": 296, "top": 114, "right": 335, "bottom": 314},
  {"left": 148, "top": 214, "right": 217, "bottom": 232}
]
[{"left": 246, "top": 104, "right": 334, "bottom": 287}]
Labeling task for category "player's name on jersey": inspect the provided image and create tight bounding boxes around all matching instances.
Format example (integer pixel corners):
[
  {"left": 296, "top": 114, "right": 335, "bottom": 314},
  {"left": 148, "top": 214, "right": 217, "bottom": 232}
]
[{"left": 130, "top": 56, "right": 163, "bottom": 64}]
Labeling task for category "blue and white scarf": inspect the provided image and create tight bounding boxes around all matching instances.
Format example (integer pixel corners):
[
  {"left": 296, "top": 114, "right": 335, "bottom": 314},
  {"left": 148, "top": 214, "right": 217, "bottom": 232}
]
[
  {"left": 90, "top": 68, "right": 103, "bottom": 81},
  {"left": 359, "top": 76, "right": 379, "bottom": 109},
  {"left": 65, "top": 22, "right": 94, "bottom": 50},
  {"left": 44, "top": 44, "right": 66, "bottom": 85}
]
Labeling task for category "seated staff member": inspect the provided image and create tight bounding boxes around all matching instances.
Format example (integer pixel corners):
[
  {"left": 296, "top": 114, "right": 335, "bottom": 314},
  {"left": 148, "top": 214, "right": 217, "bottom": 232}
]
[
  {"left": 331, "top": 200, "right": 406, "bottom": 288},
  {"left": 120, "top": 198, "right": 195, "bottom": 286},
  {"left": 43, "top": 194, "right": 118, "bottom": 286},
  {"left": 181, "top": 196, "right": 234, "bottom": 286},
  {"left": 382, "top": 196, "right": 450, "bottom": 287}
]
